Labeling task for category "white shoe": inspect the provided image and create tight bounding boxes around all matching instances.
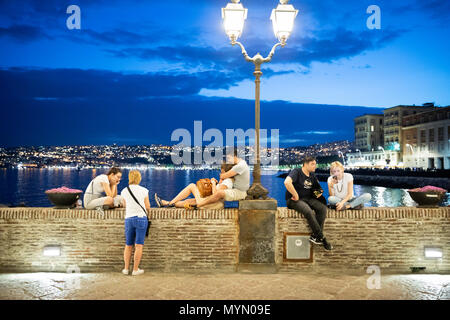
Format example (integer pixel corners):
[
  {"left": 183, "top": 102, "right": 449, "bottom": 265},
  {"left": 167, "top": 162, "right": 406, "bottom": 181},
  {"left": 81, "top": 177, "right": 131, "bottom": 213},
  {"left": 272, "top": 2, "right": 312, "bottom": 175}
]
[
  {"left": 122, "top": 269, "right": 129, "bottom": 275},
  {"left": 96, "top": 206, "right": 105, "bottom": 215},
  {"left": 132, "top": 268, "right": 144, "bottom": 276}
]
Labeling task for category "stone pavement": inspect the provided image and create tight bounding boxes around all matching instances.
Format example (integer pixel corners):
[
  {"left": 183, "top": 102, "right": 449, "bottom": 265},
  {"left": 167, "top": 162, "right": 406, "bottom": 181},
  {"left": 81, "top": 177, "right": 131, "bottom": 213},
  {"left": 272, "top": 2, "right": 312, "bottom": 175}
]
[{"left": 0, "top": 270, "right": 449, "bottom": 300}]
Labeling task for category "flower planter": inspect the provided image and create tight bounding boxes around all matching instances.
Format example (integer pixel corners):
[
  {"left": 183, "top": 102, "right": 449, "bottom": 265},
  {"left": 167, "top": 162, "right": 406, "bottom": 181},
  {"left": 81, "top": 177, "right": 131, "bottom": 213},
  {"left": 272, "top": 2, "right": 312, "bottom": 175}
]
[
  {"left": 45, "top": 187, "right": 83, "bottom": 209},
  {"left": 407, "top": 191, "right": 445, "bottom": 208}
]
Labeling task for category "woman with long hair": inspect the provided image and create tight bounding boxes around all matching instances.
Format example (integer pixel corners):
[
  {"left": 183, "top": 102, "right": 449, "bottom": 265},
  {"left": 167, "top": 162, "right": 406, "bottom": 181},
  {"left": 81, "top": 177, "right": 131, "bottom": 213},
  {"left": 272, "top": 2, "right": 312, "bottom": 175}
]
[
  {"left": 154, "top": 162, "right": 234, "bottom": 209},
  {"left": 83, "top": 167, "right": 123, "bottom": 213}
]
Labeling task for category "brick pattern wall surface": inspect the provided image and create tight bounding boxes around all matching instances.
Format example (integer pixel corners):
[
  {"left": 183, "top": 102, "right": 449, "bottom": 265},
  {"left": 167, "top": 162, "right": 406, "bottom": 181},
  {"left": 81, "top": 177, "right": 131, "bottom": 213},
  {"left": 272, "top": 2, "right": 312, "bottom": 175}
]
[
  {"left": 277, "top": 207, "right": 450, "bottom": 273},
  {"left": 0, "top": 207, "right": 449, "bottom": 273},
  {"left": 0, "top": 208, "right": 239, "bottom": 273}
]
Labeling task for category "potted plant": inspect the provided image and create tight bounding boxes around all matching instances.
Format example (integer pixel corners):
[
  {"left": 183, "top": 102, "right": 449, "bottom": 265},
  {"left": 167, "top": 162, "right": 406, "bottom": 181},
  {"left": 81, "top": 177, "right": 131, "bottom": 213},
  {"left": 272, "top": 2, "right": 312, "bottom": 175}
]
[
  {"left": 407, "top": 185, "right": 447, "bottom": 208},
  {"left": 45, "top": 186, "right": 83, "bottom": 209}
]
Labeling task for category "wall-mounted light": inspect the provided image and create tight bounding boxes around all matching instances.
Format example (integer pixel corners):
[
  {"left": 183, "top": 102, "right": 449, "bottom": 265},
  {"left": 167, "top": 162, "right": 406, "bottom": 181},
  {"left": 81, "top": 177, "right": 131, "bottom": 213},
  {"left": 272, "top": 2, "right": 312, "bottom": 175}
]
[
  {"left": 424, "top": 247, "right": 443, "bottom": 259},
  {"left": 43, "top": 245, "right": 61, "bottom": 257}
]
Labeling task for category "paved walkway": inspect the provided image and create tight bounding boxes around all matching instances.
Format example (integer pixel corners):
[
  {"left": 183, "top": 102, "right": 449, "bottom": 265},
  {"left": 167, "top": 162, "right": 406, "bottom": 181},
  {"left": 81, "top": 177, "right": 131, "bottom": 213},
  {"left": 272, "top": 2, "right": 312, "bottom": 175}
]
[{"left": 0, "top": 271, "right": 449, "bottom": 300}]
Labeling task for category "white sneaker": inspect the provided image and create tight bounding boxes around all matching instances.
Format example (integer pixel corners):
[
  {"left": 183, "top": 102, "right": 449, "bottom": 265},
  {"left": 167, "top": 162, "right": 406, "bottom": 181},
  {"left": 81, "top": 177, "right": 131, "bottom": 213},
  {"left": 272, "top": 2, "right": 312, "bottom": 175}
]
[
  {"left": 132, "top": 268, "right": 144, "bottom": 276},
  {"left": 96, "top": 206, "right": 105, "bottom": 215},
  {"left": 122, "top": 269, "right": 129, "bottom": 275}
]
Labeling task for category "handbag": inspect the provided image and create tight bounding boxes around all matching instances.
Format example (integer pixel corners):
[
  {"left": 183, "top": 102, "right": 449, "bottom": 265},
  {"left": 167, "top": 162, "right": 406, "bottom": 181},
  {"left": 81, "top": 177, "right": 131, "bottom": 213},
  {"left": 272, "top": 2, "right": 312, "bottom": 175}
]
[
  {"left": 196, "top": 178, "right": 213, "bottom": 197},
  {"left": 126, "top": 186, "right": 151, "bottom": 237}
]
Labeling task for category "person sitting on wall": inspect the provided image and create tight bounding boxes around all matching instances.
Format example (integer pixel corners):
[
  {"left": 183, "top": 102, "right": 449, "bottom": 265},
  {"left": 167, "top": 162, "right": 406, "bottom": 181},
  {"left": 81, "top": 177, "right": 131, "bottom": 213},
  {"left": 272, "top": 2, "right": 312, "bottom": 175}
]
[
  {"left": 327, "top": 161, "right": 372, "bottom": 210},
  {"left": 120, "top": 170, "right": 149, "bottom": 276},
  {"left": 284, "top": 156, "right": 333, "bottom": 251},
  {"left": 154, "top": 162, "right": 235, "bottom": 210},
  {"left": 83, "top": 167, "right": 123, "bottom": 214},
  {"left": 195, "top": 147, "right": 250, "bottom": 208}
]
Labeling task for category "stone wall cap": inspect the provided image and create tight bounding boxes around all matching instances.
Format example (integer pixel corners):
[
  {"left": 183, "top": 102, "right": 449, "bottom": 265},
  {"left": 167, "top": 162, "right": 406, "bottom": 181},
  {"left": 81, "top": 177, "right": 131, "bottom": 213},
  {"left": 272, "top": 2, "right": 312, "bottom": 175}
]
[{"left": 239, "top": 199, "right": 278, "bottom": 210}]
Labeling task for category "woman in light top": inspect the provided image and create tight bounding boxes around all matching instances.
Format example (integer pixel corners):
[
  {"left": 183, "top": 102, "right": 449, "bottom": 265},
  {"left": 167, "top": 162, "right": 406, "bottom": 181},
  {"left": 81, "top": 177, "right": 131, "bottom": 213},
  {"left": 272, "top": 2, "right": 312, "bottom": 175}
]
[
  {"left": 327, "top": 161, "right": 371, "bottom": 210},
  {"left": 155, "top": 162, "right": 234, "bottom": 209},
  {"left": 83, "top": 167, "right": 123, "bottom": 212},
  {"left": 120, "top": 170, "right": 150, "bottom": 276}
]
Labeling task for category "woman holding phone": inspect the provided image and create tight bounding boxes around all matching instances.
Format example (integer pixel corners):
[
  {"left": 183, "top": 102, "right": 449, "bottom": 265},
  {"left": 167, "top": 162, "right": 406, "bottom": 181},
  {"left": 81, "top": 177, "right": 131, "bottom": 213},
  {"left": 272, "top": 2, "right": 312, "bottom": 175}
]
[{"left": 327, "top": 161, "right": 371, "bottom": 210}]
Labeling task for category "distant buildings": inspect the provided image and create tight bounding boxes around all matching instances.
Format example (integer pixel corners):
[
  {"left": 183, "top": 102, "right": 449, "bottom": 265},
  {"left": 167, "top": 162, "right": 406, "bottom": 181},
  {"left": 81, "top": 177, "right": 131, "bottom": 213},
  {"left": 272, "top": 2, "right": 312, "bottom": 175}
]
[
  {"left": 347, "top": 103, "right": 450, "bottom": 169},
  {"left": 402, "top": 106, "right": 450, "bottom": 169},
  {"left": 354, "top": 114, "right": 384, "bottom": 152},
  {"left": 0, "top": 140, "right": 352, "bottom": 168}
]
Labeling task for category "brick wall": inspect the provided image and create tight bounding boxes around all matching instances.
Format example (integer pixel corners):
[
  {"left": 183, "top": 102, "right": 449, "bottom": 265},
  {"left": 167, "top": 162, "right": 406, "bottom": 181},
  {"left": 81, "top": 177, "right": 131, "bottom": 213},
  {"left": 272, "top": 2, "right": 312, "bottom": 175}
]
[
  {"left": 0, "top": 208, "right": 239, "bottom": 273},
  {"left": 277, "top": 207, "right": 450, "bottom": 273},
  {"left": 0, "top": 207, "right": 448, "bottom": 273}
]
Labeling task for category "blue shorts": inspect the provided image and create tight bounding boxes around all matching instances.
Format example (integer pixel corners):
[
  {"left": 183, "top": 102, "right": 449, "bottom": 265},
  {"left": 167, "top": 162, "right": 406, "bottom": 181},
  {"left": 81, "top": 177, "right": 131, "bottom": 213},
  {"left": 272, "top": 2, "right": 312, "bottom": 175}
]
[{"left": 124, "top": 216, "right": 148, "bottom": 246}]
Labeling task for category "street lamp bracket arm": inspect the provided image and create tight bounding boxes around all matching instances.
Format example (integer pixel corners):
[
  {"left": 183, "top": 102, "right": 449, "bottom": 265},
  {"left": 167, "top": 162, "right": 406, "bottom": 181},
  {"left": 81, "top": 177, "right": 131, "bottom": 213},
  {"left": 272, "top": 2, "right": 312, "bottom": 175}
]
[{"left": 231, "top": 41, "right": 284, "bottom": 65}]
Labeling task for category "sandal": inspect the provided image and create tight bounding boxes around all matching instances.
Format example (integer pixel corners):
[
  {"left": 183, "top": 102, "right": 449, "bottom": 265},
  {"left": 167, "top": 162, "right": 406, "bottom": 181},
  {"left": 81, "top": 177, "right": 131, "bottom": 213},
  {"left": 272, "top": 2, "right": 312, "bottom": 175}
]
[
  {"left": 154, "top": 193, "right": 163, "bottom": 207},
  {"left": 155, "top": 193, "right": 175, "bottom": 208}
]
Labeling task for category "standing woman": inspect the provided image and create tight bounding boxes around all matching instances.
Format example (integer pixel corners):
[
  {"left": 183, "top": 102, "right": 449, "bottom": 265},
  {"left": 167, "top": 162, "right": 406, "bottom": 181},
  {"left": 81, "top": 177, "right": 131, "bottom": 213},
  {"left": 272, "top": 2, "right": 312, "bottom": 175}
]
[
  {"left": 83, "top": 167, "right": 123, "bottom": 212},
  {"left": 327, "top": 161, "right": 371, "bottom": 210},
  {"left": 120, "top": 170, "right": 150, "bottom": 276}
]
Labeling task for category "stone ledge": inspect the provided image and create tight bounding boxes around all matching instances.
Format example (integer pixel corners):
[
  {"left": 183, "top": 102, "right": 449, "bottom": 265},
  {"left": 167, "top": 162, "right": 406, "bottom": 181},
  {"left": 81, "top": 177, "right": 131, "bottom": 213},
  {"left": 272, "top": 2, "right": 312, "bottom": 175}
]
[
  {"left": 1, "top": 207, "right": 449, "bottom": 220},
  {"left": 0, "top": 208, "right": 239, "bottom": 220},
  {"left": 279, "top": 207, "right": 450, "bottom": 219}
]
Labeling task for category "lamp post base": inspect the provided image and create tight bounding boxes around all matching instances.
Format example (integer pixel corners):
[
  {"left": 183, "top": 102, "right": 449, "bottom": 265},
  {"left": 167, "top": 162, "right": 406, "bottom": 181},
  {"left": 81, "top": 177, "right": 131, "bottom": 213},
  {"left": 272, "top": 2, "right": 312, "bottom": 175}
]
[{"left": 246, "top": 182, "right": 270, "bottom": 200}]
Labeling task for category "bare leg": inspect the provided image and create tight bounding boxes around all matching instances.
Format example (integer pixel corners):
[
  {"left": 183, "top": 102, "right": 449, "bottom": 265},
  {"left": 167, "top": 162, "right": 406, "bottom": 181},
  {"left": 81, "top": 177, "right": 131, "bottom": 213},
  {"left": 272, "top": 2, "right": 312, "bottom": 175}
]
[
  {"left": 165, "top": 184, "right": 202, "bottom": 205},
  {"left": 197, "top": 190, "right": 225, "bottom": 207},
  {"left": 174, "top": 198, "right": 197, "bottom": 208},
  {"left": 123, "top": 245, "right": 133, "bottom": 270},
  {"left": 133, "top": 245, "right": 144, "bottom": 271}
]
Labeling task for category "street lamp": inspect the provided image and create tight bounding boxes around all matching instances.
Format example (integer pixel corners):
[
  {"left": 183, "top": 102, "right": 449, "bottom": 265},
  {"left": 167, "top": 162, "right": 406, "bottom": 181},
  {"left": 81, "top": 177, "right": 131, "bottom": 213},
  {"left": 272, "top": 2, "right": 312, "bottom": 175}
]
[
  {"left": 222, "top": 0, "right": 298, "bottom": 200},
  {"left": 338, "top": 150, "right": 346, "bottom": 165},
  {"left": 356, "top": 148, "right": 362, "bottom": 160},
  {"left": 406, "top": 143, "right": 416, "bottom": 168},
  {"left": 405, "top": 143, "right": 414, "bottom": 154},
  {"left": 378, "top": 146, "right": 386, "bottom": 164}
]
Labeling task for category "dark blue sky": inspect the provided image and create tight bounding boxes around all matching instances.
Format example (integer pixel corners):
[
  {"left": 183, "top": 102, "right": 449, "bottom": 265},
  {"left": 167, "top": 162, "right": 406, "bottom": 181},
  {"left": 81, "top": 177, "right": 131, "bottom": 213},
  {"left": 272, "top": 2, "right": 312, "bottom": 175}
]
[{"left": 1, "top": 0, "right": 449, "bottom": 147}]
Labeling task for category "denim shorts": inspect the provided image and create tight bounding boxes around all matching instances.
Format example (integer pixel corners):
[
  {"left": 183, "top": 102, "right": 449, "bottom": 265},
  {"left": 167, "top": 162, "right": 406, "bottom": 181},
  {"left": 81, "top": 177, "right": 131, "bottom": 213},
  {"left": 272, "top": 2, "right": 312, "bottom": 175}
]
[{"left": 124, "top": 216, "right": 148, "bottom": 245}]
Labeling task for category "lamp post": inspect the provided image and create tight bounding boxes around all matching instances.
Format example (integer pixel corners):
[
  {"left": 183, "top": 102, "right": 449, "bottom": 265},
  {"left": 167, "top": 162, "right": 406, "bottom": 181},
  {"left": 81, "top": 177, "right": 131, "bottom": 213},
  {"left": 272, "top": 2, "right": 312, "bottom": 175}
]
[
  {"left": 338, "top": 150, "right": 346, "bottom": 166},
  {"left": 356, "top": 148, "right": 362, "bottom": 160},
  {"left": 378, "top": 146, "right": 386, "bottom": 165},
  {"left": 405, "top": 143, "right": 414, "bottom": 154},
  {"left": 222, "top": 0, "right": 298, "bottom": 200},
  {"left": 406, "top": 143, "right": 416, "bottom": 168}
]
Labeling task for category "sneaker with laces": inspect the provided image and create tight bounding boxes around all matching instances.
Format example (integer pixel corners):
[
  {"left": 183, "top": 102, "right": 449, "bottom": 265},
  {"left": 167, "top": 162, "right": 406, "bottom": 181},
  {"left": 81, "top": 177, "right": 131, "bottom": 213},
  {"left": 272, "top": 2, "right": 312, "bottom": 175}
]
[
  {"left": 122, "top": 269, "right": 129, "bottom": 275},
  {"left": 96, "top": 206, "right": 105, "bottom": 215},
  {"left": 309, "top": 235, "right": 324, "bottom": 245},
  {"left": 132, "top": 268, "right": 144, "bottom": 276},
  {"left": 322, "top": 237, "right": 333, "bottom": 251}
]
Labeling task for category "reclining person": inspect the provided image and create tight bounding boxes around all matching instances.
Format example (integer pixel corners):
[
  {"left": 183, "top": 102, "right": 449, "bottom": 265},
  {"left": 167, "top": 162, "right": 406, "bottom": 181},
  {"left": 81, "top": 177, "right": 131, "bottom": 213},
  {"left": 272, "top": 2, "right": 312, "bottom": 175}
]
[{"left": 154, "top": 162, "right": 234, "bottom": 209}]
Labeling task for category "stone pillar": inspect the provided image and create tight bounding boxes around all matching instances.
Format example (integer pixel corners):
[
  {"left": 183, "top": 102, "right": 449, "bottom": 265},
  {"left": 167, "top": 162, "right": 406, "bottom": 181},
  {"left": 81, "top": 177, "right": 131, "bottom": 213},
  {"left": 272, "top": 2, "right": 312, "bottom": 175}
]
[{"left": 238, "top": 199, "right": 277, "bottom": 267}]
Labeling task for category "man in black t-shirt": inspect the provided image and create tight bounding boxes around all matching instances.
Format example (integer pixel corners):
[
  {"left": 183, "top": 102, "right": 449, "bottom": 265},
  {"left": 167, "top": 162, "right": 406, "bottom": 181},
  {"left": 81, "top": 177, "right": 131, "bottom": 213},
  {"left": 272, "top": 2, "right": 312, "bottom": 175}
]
[{"left": 284, "top": 157, "right": 333, "bottom": 250}]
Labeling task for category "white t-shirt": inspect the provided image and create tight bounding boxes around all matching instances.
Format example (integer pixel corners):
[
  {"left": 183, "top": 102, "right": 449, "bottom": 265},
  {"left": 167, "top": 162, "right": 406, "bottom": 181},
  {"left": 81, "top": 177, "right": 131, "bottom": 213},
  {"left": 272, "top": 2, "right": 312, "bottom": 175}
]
[
  {"left": 120, "top": 185, "right": 149, "bottom": 219},
  {"left": 218, "top": 178, "right": 233, "bottom": 190},
  {"left": 327, "top": 172, "right": 354, "bottom": 199},
  {"left": 231, "top": 159, "right": 250, "bottom": 191},
  {"left": 85, "top": 174, "right": 109, "bottom": 196}
]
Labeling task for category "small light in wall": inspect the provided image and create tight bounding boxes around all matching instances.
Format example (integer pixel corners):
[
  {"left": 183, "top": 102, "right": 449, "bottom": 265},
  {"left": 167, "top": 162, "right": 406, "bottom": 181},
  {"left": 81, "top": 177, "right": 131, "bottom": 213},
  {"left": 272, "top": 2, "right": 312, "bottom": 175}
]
[
  {"left": 43, "top": 245, "right": 61, "bottom": 257},
  {"left": 424, "top": 247, "right": 443, "bottom": 259}
]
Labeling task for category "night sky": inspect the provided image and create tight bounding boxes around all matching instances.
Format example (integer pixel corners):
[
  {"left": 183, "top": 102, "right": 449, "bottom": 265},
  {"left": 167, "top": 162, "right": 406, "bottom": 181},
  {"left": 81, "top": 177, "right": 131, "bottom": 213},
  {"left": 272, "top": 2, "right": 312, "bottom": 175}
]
[{"left": 1, "top": 0, "right": 449, "bottom": 147}]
